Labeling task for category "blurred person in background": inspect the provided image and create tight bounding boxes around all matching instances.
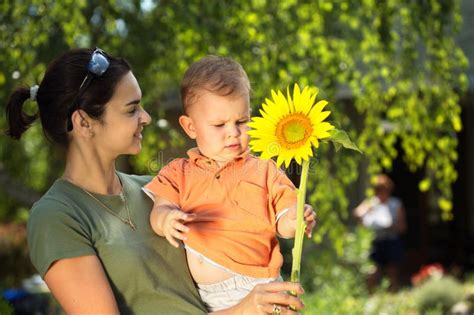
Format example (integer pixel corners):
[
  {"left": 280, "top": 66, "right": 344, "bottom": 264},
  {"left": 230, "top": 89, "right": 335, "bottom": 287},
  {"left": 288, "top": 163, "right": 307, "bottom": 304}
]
[{"left": 354, "top": 174, "right": 407, "bottom": 292}]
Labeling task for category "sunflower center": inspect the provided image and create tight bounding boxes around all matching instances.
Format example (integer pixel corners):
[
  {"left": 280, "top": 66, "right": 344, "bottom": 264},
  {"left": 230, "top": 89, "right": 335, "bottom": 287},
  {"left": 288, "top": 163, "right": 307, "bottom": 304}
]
[{"left": 275, "top": 113, "right": 313, "bottom": 149}]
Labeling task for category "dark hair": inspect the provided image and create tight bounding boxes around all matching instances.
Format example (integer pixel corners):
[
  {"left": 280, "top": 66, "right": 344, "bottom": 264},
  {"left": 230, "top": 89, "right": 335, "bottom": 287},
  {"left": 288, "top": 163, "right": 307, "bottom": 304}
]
[
  {"left": 5, "top": 48, "right": 131, "bottom": 146},
  {"left": 180, "top": 55, "right": 250, "bottom": 114}
]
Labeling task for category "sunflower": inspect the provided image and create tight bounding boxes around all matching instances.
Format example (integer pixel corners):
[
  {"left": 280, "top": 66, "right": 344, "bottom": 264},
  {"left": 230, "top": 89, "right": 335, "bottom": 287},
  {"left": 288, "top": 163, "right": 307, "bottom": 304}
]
[{"left": 248, "top": 83, "right": 334, "bottom": 167}]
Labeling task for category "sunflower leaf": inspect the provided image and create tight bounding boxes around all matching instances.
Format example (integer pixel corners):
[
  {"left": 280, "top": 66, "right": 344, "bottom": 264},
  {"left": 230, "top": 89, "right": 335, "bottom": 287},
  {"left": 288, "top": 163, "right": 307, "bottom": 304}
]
[{"left": 326, "top": 129, "right": 362, "bottom": 153}]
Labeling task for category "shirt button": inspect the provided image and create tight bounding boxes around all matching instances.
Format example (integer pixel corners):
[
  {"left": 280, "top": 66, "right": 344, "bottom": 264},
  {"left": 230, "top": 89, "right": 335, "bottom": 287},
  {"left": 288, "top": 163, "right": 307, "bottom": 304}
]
[{"left": 215, "top": 174, "right": 221, "bottom": 179}]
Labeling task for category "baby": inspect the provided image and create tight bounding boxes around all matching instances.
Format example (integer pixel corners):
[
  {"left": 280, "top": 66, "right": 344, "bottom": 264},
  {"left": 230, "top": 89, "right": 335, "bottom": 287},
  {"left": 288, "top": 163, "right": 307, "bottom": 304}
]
[{"left": 145, "top": 56, "right": 316, "bottom": 312}]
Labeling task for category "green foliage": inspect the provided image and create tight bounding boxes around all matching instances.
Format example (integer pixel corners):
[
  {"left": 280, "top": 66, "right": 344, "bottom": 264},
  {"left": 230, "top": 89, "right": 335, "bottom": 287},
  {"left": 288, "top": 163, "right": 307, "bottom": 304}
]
[
  {"left": 303, "top": 283, "right": 367, "bottom": 314},
  {"left": 298, "top": 227, "right": 372, "bottom": 313},
  {"left": 303, "top": 275, "right": 472, "bottom": 315},
  {"left": 413, "top": 276, "right": 464, "bottom": 314},
  {"left": 303, "top": 290, "right": 418, "bottom": 315},
  {"left": 361, "top": 291, "right": 417, "bottom": 315},
  {"left": 0, "top": 224, "right": 34, "bottom": 288}
]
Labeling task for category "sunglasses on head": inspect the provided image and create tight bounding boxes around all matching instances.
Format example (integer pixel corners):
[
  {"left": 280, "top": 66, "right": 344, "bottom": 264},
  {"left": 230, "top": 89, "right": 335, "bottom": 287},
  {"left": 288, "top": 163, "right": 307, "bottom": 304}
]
[{"left": 67, "top": 48, "right": 110, "bottom": 131}]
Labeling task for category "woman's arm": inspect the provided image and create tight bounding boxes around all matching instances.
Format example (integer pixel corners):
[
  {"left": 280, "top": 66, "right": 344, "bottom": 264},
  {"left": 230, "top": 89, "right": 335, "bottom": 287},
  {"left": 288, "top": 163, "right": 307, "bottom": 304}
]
[
  {"left": 44, "top": 255, "right": 120, "bottom": 315},
  {"left": 353, "top": 199, "right": 372, "bottom": 221},
  {"left": 210, "top": 282, "right": 305, "bottom": 315},
  {"left": 394, "top": 206, "right": 407, "bottom": 234}
]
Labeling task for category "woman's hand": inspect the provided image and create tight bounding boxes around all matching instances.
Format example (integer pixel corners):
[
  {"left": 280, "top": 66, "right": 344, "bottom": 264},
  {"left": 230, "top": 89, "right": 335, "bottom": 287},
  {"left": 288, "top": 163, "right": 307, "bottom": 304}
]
[
  {"left": 210, "top": 281, "right": 305, "bottom": 314},
  {"left": 353, "top": 199, "right": 373, "bottom": 219}
]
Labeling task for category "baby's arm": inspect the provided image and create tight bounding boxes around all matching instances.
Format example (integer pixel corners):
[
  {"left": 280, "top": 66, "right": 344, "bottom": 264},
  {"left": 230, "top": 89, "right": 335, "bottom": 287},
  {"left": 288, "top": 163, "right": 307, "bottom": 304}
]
[
  {"left": 267, "top": 160, "right": 316, "bottom": 238},
  {"left": 276, "top": 204, "right": 316, "bottom": 239},
  {"left": 149, "top": 198, "right": 195, "bottom": 248}
]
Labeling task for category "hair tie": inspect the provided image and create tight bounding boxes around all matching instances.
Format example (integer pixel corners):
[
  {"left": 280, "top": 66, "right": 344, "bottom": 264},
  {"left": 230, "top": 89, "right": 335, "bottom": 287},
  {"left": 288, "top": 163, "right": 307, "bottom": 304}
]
[{"left": 30, "top": 85, "right": 39, "bottom": 101}]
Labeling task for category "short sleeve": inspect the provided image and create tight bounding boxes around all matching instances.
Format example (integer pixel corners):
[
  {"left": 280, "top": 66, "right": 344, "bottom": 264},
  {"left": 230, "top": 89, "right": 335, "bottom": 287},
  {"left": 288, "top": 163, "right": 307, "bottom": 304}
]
[
  {"left": 27, "top": 200, "right": 96, "bottom": 277},
  {"left": 143, "top": 159, "right": 183, "bottom": 206},
  {"left": 267, "top": 160, "right": 297, "bottom": 216}
]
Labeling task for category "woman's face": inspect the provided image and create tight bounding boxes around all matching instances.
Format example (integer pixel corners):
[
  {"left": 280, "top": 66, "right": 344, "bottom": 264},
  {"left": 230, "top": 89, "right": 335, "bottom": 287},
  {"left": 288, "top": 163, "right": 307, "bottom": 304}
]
[
  {"left": 91, "top": 71, "right": 151, "bottom": 158},
  {"left": 375, "top": 185, "right": 390, "bottom": 200}
]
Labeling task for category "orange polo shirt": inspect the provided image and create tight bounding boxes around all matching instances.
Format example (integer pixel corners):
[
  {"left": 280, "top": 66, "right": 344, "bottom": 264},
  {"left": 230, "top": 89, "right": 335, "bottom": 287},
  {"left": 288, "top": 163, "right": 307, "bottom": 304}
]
[{"left": 145, "top": 148, "right": 297, "bottom": 278}]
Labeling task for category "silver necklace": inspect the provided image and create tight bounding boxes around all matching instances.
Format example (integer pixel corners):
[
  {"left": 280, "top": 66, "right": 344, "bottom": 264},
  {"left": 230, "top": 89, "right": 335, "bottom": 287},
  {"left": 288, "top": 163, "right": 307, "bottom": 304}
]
[{"left": 81, "top": 185, "right": 136, "bottom": 231}]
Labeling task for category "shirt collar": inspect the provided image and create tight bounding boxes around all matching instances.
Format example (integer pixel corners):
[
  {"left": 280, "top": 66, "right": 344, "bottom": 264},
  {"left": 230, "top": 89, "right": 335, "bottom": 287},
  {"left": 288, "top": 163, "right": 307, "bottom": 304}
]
[{"left": 187, "top": 147, "right": 250, "bottom": 169}]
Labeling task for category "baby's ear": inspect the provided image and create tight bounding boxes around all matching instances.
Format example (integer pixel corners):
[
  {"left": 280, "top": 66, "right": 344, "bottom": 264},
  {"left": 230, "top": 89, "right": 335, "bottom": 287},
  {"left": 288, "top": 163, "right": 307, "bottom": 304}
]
[{"left": 178, "top": 115, "right": 197, "bottom": 139}]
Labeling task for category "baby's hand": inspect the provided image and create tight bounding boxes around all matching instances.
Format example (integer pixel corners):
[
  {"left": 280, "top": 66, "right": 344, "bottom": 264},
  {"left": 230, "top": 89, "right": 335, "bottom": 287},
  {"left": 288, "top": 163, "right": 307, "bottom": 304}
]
[
  {"left": 162, "top": 209, "right": 196, "bottom": 248},
  {"left": 303, "top": 205, "right": 317, "bottom": 238},
  {"left": 288, "top": 204, "right": 317, "bottom": 238}
]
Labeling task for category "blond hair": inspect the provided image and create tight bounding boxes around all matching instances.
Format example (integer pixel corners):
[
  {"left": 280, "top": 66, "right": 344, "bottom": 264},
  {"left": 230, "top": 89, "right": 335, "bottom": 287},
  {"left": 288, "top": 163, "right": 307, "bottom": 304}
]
[
  {"left": 180, "top": 55, "right": 250, "bottom": 114},
  {"left": 374, "top": 174, "right": 394, "bottom": 192}
]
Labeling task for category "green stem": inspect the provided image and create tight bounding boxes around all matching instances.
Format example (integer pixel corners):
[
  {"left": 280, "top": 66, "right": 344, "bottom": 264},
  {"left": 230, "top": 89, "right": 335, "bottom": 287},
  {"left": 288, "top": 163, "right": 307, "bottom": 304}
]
[{"left": 290, "top": 159, "right": 310, "bottom": 287}]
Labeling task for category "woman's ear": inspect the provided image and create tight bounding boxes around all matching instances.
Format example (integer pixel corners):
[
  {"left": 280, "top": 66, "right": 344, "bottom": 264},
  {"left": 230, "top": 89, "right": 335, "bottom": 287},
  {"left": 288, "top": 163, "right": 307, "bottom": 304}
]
[
  {"left": 178, "top": 115, "right": 197, "bottom": 139},
  {"left": 70, "top": 110, "right": 95, "bottom": 137}
]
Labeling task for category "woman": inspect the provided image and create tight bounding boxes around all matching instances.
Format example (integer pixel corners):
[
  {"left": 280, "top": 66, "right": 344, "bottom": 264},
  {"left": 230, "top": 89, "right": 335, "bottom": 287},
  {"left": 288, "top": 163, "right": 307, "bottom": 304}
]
[
  {"left": 5, "top": 48, "right": 304, "bottom": 314},
  {"left": 353, "top": 174, "right": 406, "bottom": 292}
]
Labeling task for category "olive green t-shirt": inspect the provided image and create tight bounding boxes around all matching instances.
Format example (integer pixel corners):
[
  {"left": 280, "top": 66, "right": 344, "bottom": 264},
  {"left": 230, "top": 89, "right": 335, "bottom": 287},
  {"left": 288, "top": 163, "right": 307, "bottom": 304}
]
[{"left": 27, "top": 172, "right": 207, "bottom": 315}]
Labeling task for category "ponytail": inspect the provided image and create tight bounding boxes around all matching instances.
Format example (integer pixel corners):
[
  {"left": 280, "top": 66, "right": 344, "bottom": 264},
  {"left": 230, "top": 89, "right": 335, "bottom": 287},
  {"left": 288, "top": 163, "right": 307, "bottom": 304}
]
[
  {"left": 5, "top": 48, "right": 131, "bottom": 147},
  {"left": 5, "top": 86, "right": 38, "bottom": 139}
]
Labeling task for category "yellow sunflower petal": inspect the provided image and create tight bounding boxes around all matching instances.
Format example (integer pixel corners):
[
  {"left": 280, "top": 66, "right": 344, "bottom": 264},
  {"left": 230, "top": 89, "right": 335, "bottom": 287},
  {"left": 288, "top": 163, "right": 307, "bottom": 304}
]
[
  {"left": 276, "top": 90, "right": 292, "bottom": 114},
  {"left": 276, "top": 154, "right": 286, "bottom": 168},
  {"left": 295, "top": 152, "right": 302, "bottom": 165},
  {"left": 297, "top": 149, "right": 312, "bottom": 164},
  {"left": 247, "top": 130, "right": 274, "bottom": 139},
  {"left": 260, "top": 109, "right": 278, "bottom": 125},
  {"left": 283, "top": 155, "right": 292, "bottom": 168},
  {"left": 309, "top": 100, "right": 329, "bottom": 117},
  {"left": 290, "top": 84, "right": 300, "bottom": 113},
  {"left": 271, "top": 89, "right": 280, "bottom": 106},
  {"left": 307, "top": 88, "right": 318, "bottom": 109},
  {"left": 264, "top": 97, "right": 288, "bottom": 119},
  {"left": 261, "top": 147, "right": 278, "bottom": 159},
  {"left": 286, "top": 86, "right": 295, "bottom": 113},
  {"left": 248, "top": 116, "right": 273, "bottom": 127},
  {"left": 314, "top": 122, "right": 335, "bottom": 139},
  {"left": 311, "top": 110, "right": 331, "bottom": 124},
  {"left": 247, "top": 119, "right": 275, "bottom": 133},
  {"left": 297, "top": 85, "right": 313, "bottom": 115},
  {"left": 300, "top": 143, "right": 313, "bottom": 158},
  {"left": 249, "top": 139, "right": 269, "bottom": 151},
  {"left": 315, "top": 122, "right": 335, "bottom": 132}
]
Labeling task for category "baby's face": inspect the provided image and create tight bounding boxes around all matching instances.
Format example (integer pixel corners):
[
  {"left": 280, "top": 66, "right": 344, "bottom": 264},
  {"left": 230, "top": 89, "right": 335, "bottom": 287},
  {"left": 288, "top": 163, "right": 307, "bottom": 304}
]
[{"left": 183, "top": 91, "right": 250, "bottom": 165}]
